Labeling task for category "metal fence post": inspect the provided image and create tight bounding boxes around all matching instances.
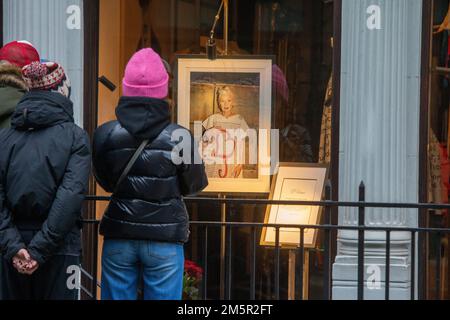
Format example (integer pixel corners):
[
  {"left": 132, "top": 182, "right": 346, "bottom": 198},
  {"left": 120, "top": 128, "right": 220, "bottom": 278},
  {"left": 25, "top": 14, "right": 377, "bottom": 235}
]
[
  {"left": 93, "top": 222, "right": 99, "bottom": 300},
  {"left": 323, "top": 180, "right": 332, "bottom": 300},
  {"left": 357, "top": 181, "right": 365, "bottom": 300}
]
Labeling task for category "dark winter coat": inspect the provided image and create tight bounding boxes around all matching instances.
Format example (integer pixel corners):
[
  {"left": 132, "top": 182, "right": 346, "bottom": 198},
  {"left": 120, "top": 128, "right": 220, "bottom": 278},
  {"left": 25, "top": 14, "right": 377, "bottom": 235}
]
[
  {"left": 0, "top": 91, "right": 91, "bottom": 265},
  {"left": 93, "top": 97, "right": 208, "bottom": 243}
]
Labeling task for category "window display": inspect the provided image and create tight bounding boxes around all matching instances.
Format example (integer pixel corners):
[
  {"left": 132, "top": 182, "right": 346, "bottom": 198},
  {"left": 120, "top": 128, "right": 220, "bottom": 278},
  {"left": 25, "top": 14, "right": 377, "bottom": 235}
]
[{"left": 127, "top": 0, "right": 334, "bottom": 300}]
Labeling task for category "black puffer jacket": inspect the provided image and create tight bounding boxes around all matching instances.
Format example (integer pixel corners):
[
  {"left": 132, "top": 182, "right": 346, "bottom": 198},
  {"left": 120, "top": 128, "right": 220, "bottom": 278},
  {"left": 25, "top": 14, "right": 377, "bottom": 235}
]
[
  {"left": 0, "top": 91, "right": 91, "bottom": 265},
  {"left": 93, "top": 97, "right": 208, "bottom": 243}
]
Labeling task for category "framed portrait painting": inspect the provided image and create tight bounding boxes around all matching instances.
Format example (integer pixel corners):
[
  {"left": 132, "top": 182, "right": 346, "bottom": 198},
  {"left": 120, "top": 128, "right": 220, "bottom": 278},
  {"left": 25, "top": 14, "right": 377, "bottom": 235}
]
[
  {"left": 260, "top": 163, "right": 328, "bottom": 249},
  {"left": 176, "top": 56, "right": 273, "bottom": 193}
]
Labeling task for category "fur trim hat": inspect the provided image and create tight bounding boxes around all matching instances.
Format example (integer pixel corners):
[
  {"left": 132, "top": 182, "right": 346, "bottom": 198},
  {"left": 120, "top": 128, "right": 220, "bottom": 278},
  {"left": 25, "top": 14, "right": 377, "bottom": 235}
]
[{"left": 0, "top": 62, "right": 28, "bottom": 91}]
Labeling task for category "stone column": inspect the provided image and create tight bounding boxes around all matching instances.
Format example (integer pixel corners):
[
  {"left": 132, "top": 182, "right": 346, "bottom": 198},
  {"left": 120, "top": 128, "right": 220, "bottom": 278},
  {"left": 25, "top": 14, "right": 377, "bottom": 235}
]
[
  {"left": 3, "top": 0, "right": 84, "bottom": 126},
  {"left": 332, "top": 0, "right": 422, "bottom": 300}
]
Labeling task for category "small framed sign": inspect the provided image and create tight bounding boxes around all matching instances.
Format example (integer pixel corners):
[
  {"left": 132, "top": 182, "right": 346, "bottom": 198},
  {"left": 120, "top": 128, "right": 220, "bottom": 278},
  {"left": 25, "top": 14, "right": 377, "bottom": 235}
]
[{"left": 260, "top": 163, "right": 328, "bottom": 249}]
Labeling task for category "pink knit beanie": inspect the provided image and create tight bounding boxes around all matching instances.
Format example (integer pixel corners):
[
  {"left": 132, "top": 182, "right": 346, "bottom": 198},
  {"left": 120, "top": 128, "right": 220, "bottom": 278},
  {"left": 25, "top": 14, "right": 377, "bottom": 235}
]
[{"left": 122, "top": 48, "right": 169, "bottom": 99}]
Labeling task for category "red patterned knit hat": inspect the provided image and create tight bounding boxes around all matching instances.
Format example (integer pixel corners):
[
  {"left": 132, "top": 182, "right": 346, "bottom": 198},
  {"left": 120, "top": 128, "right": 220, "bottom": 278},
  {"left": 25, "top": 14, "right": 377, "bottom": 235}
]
[{"left": 22, "top": 61, "right": 71, "bottom": 98}]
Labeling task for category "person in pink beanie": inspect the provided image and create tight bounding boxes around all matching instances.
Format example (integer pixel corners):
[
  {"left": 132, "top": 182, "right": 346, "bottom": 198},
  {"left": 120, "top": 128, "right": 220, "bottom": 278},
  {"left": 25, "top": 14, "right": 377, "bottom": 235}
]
[
  {"left": 92, "top": 48, "right": 208, "bottom": 300},
  {"left": 121, "top": 48, "right": 169, "bottom": 99}
]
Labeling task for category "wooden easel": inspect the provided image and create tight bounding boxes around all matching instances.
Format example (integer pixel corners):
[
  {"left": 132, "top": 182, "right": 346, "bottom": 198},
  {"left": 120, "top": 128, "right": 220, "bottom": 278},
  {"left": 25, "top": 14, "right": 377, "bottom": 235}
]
[{"left": 288, "top": 249, "right": 310, "bottom": 300}]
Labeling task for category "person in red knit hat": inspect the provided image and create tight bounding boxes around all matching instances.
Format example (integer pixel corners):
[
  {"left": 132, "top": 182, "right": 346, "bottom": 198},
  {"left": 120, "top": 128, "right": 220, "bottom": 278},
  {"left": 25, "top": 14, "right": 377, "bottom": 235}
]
[
  {"left": 0, "top": 59, "right": 90, "bottom": 300},
  {"left": 22, "top": 61, "right": 71, "bottom": 98}
]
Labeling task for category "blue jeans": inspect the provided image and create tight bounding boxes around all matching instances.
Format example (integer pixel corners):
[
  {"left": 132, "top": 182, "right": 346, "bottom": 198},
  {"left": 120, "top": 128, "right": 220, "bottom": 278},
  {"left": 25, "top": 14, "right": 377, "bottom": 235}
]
[{"left": 101, "top": 240, "right": 184, "bottom": 300}]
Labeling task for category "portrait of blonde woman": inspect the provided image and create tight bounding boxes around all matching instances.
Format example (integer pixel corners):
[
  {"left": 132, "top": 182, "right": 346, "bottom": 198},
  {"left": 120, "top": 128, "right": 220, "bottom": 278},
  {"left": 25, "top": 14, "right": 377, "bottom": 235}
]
[{"left": 202, "top": 86, "right": 250, "bottom": 179}]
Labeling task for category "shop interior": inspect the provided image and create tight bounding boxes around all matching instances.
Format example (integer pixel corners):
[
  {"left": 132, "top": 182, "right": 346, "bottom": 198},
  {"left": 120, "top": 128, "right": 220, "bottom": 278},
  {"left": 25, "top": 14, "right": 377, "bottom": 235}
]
[{"left": 96, "top": 0, "right": 334, "bottom": 299}]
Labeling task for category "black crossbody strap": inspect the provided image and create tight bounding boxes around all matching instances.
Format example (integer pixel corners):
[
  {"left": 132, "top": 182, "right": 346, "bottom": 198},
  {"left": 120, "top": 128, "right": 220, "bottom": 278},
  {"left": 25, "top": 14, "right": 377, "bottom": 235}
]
[{"left": 113, "top": 139, "right": 149, "bottom": 194}]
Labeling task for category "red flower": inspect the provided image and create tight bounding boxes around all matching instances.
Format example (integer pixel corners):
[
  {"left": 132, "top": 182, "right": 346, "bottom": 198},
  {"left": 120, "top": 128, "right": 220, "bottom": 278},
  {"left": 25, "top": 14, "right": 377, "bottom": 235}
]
[{"left": 184, "top": 260, "right": 203, "bottom": 280}]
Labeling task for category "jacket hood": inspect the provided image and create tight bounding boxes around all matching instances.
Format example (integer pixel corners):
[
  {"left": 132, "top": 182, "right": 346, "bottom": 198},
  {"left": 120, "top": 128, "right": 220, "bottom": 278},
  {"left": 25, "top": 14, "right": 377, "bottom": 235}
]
[
  {"left": 115, "top": 96, "right": 171, "bottom": 140},
  {"left": 11, "top": 91, "right": 74, "bottom": 130},
  {"left": 0, "top": 86, "right": 25, "bottom": 128},
  {"left": 0, "top": 63, "right": 28, "bottom": 90}
]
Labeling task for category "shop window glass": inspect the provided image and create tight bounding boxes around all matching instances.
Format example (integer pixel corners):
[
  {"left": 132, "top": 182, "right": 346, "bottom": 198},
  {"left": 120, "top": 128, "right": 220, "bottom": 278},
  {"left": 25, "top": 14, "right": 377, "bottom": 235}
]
[{"left": 95, "top": 0, "right": 334, "bottom": 300}]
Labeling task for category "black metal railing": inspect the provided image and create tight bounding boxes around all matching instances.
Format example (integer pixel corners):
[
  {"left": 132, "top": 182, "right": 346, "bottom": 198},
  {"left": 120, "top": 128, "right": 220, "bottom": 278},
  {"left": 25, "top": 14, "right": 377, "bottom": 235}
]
[{"left": 79, "top": 182, "right": 450, "bottom": 300}]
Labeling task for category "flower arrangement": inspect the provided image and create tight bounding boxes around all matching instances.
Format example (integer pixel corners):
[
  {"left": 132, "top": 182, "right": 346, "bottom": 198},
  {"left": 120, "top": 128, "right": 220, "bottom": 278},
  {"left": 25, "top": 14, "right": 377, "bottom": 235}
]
[{"left": 183, "top": 260, "right": 203, "bottom": 300}]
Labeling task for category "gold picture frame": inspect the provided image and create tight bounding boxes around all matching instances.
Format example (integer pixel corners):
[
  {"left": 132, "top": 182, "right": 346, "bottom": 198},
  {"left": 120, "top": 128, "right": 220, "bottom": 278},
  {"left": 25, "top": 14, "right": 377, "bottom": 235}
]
[{"left": 260, "top": 163, "right": 328, "bottom": 249}]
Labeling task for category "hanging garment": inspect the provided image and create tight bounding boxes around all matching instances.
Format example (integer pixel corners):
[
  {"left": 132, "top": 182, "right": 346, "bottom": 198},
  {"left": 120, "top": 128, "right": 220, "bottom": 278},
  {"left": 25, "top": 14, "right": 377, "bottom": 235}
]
[
  {"left": 439, "top": 144, "right": 449, "bottom": 216},
  {"left": 447, "top": 33, "right": 450, "bottom": 68},
  {"left": 445, "top": 32, "right": 450, "bottom": 87},
  {"left": 429, "top": 129, "right": 443, "bottom": 212},
  {"left": 319, "top": 74, "right": 333, "bottom": 164}
]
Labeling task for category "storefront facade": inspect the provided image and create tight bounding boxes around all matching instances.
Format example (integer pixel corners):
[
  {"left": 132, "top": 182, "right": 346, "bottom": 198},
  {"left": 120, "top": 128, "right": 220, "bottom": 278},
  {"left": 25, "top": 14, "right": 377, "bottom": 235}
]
[{"left": 1, "top": 0, "right": 449, "bottom": 300}]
